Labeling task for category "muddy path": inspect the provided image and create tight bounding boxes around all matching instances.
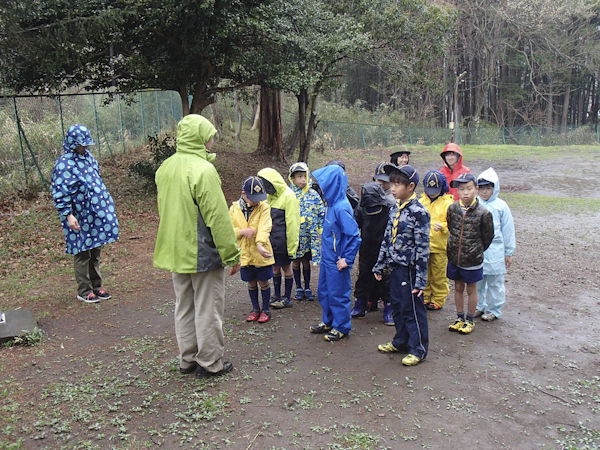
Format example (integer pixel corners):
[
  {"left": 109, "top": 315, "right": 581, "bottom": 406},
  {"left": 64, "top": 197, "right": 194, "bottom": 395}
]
[{"left": 1, "top": 147, "right": 599, "bottom": 449}]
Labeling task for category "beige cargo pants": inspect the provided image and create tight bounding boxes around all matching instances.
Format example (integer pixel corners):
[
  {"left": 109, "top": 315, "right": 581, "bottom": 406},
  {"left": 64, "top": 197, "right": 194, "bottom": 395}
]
[{"left": 172, "top": 269, "right": 225, "bottom": 373}]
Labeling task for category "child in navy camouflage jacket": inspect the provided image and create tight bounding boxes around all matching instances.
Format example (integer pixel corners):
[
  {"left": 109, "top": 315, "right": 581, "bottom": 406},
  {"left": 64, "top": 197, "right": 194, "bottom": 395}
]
[{"left": 373, "top": 165, "right": 430, "bottom": 366}]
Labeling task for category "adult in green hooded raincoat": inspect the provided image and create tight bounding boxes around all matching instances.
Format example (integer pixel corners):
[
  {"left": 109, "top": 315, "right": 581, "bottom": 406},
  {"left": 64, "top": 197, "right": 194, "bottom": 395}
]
[{"left": 154, "top": 114, "right": 241, "bottom": 377}]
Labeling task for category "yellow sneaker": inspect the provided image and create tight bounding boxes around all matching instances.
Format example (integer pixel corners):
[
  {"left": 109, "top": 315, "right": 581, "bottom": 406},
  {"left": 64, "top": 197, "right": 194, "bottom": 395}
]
[
  {"left": 458, "top": 319, "right": 475, "bottom": 334},
  {"left": 448, "top": 318, "right": 464, "bottom": 332},
  {"left": 377, "top": 342, "right": 399, "bottom": 353},
  {"left": 402, "top": 354, "right": 422, "bottom": 366}
]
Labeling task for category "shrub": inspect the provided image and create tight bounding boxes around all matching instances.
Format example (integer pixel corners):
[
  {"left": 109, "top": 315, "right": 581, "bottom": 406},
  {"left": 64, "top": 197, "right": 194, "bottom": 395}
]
[{"left": 128, "top": 133, "right": 176, "bottom": 192}]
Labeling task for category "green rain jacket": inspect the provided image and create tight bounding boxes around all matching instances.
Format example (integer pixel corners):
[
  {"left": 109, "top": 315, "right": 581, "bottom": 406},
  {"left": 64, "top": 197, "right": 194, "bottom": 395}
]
[
  {"left": 257, "top": 168, "right": 300, "bottom": 258},
  {"left": 153, "top": 115, "right": 241, "bottom": 273}
]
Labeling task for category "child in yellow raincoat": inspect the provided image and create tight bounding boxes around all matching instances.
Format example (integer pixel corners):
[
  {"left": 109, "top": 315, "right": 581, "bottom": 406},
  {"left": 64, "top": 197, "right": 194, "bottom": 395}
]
[
  {"left": 229, "top": 176, "right": 275, "bottom": 323},
  {"left": 419, "top": 171, "right": 454, "bottom": 310}
]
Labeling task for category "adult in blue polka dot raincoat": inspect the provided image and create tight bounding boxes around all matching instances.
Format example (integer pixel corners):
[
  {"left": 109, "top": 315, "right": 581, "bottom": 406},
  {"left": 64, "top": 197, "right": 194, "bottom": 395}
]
[{"left": 51, "top": 124, "right": 119, "bottom": 303}]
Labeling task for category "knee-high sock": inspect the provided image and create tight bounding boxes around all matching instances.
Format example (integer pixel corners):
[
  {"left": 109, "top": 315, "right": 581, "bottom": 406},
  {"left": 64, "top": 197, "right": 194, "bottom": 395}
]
[
  {"left": 284, "top": 275, "right": 293, "bottom": 300},
  {"left": 261, "top": 285, "right": 271, "bottom": 311},
  {"left": 303, "top": 265, "right": 311, "bottom": 290},
  {"left": 273, "top": 274, "right": 282, "bottom": 298},
  {"left": 249, "top": 286, "right": 259, "bottom": 311},
  {"left": 293, "top": 267, "right": 302, "bottom": 290}
]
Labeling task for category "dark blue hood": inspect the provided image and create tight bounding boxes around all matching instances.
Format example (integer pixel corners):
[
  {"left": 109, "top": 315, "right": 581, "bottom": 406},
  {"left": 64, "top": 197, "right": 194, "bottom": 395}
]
[{"left": 312, "top": 165, "right": 348, "bottom": 206}]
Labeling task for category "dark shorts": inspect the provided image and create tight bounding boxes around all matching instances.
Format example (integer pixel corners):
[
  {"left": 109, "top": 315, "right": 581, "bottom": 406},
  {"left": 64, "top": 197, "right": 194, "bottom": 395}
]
[
  {"left": 273, "top": 253, "right": 292, "bottom": 267},
  {"left": 446, "top": 262, "right": 483, "bottom": 284},
  {"left": 240, "top": 265, "right": 274, "bottom": 282},
  {"left": 294, "top": 251, "right": 312, "bottom": 262}
]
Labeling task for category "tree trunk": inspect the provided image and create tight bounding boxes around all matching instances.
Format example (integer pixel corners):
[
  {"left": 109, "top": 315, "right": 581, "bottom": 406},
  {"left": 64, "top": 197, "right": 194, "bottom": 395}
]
[
  {"left": 251, "top": 90, "right": 260, "bottom": 131},
  {"left": 209, "top": 96, "right": 223, "bottom": 139},
  {"left": 234, "top": 89, "right": 243, "bottom": 150},
  {"left": 284, "top": 116, "right": 301, "bottom": 157},
  {"left": 190, "top": 91, "right": 215, "bottom": 115},
  {"left": 178, "top": 87, "right": 190, "bottom": 117},
  {"left": 256, "top": 86, "right": 285, "bottom": 160},
  {"left": 561, "top": 70, "right": 572, "bottom": 134},
  {"left": 297, "top": 89, "right": 319, "bottom": 163},
  {"left": 546, "top": 75, "right": 553, "bottom": 133}
]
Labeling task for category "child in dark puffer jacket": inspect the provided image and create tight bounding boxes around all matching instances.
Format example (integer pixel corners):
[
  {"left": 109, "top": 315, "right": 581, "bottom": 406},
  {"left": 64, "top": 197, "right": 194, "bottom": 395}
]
[{"left": 446, "top": 173, "right": 494, "bottom": 335}]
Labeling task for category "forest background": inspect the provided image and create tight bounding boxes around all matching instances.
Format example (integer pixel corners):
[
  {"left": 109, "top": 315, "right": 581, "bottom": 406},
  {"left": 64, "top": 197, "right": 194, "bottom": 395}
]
[{"left": 1, "top": 0, "right": 599, "bottom": 171}]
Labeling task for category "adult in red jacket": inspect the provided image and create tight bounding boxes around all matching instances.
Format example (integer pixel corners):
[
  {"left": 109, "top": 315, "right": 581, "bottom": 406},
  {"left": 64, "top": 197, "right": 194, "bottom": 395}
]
[{"left": 439, "top": 143, "right": 471, "bottom": 201}]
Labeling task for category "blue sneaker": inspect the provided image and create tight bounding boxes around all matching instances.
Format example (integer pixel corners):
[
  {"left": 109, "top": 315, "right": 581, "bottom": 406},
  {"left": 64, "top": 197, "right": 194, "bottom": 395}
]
[
  {"left": 304, "top": 288, "right": 315, "bottom": 301},
  {"left": 294, "top": 288, "right": 305, "bottom": 300}
]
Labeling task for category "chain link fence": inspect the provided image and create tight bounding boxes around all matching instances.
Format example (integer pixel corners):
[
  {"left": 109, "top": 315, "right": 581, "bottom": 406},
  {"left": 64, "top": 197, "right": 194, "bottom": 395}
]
[
  {"left": 314, "top": 120, "right": 600, "bottom": 150},
  {"left": 3, "top": 91, "right": 600, "bottom": 195},
  {"left": 0, "top": 90, "right": 183, "bottom": 195}
]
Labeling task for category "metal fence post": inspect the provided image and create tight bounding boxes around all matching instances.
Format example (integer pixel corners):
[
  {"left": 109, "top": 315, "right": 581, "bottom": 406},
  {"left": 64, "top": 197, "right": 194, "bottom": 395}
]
[
  {"left": 139, "top": 91, "right": 146, "bottom": 144},
  {"left": 502, "top": 127, "right": 506, "bottom": 144},
  {"left": 435, "top": 126, "right": 437, "bottom": 145},
  {"left": 170, "top": 91, "right": 175, "bottom": 123},
  {"left": 118, "top": 93, "right": 125, "bottom": 153},
  {"left": 155, "top": 90, "right": 160, "bottom": 134},
  {"left": 92, "top": 93, "right": 101, "bottom": 160},
  {"left": 57, "top": 95, "right": 65, "bottom": 138},
  {"left": 13, "top": 97, "right": 28, "bottom": 184},
  {"left": 409, "top": 127, "right": 412, "bottom": 145},
  {"left": 570, "top": 125, "right": 573, "bottom": 145},
  {"left": 537, "top": 126, "right": 541, "bottom": 146},
  {"left": 597, "top": 123, "right": 599, "bottom": 144},
  {"left": 361, "top": 124, "right": 366, "bottom": 150},
  {"left": 331, "top": 122, "right": 335, "bottom": 150},
  {"left": 387, "top": 127, "right": 390, "bottom": 147}
]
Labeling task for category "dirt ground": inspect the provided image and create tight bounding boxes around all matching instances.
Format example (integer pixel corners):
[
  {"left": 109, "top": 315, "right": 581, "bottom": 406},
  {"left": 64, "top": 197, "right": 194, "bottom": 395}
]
[{"left": 1, "top": 145, "right": 599, "bottom": 450}]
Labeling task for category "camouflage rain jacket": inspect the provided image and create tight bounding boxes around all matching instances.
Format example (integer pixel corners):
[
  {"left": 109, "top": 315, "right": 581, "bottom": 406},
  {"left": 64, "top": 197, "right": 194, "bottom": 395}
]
[{"left": 373, "top": 194, "right": 431, "bottom": 290}]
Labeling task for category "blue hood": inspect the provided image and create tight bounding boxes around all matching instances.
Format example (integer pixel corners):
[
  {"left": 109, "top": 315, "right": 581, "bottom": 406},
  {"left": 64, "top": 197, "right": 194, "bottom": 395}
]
[{"left": 312, "top": 165, "right": 348, "bottom": 206}]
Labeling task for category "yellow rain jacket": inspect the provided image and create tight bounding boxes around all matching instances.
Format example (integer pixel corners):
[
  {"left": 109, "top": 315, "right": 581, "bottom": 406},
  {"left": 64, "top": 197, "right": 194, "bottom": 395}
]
[
  {"left": 229, "top": 200, "right": 275, "bottom": 267},
  {"left": 257, "top": 168, "right": 300, "bottom": 258},
  {"left": 419, "top": 193, "right": 454, "bottom": 254}
]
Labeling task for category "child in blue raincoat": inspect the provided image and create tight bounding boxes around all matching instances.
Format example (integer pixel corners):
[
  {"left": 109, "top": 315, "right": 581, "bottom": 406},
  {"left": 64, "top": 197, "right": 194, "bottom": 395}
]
[
  {"left": 51, "top": 125, "right": 119, "bottom": 303},
  {"left": 475, "top": 168, "right": 516, "bottom": 321},
  {"left": 309, "top": 165, "right": 361, "bottom": 342}
]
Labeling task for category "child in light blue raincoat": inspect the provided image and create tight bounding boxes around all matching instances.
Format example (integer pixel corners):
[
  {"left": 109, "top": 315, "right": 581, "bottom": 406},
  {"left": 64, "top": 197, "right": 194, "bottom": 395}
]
[
  {"left": 51, "top": 125, "right": 119, "bottom": 303},
  {"left": 475, "top": 168, "right": 515, "bottom": 321}
]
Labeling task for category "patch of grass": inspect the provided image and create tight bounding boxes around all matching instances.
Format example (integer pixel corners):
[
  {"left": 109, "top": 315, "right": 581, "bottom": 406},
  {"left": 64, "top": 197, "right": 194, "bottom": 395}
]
[
  {"left": 554, "top": 422, "right": 600, "bottom": 449},
  {"left": 390, "top": 144, "right": 599, "bottom": 165},
  {"left": 502, "top": 193, "right": 600, "bottom": 215},
  {"left": 3, "top": 327, "right": 45, "bottom": 347},
  {"left": 330, "top": 424, "right": 382, "bottom": 450}
]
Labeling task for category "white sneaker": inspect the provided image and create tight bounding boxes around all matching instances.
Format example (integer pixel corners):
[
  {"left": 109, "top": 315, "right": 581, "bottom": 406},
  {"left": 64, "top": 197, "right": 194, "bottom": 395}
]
[
  {"left": 474, "top": 309, "right": 485, "bottom": 318},
  {"left": 77, "top": 293, "right": 100, "bottom": 303},
  {"left": 482, "top": 312, "right": 497, "bottom": 321}
]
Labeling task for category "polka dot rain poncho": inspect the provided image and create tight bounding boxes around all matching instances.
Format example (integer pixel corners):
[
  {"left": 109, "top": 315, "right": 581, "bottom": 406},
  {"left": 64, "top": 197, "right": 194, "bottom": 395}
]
[{"left": 51, "top": 125, "right": 119, "bottom": 254}]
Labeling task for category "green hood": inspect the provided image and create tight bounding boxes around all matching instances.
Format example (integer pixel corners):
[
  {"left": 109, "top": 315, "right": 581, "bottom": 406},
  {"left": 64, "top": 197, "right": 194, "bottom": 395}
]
[
  {"left": 257, "top": 168, "right": 289, "bottom": 199},
  {"left": 176, "top": 114, "right": 217, "bottom": 163}
]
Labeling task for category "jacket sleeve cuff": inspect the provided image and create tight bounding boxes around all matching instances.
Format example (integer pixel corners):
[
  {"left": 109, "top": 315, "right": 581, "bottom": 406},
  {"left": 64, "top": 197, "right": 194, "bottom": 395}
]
[{"left": 59, "top": 209, "right": 73, "bottom": 220}]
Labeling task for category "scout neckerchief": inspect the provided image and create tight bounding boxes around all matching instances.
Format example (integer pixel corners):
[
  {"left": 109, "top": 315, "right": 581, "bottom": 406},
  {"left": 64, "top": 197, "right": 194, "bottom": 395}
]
[
  {"left": 459, "top": 198, "right": 477, "bottom": 215},
  {"left": 238, "top": 196, "right": 256, "bottom": 221},
  {"left": 391, "top": 193, "right": 417, "bottom": 244}
]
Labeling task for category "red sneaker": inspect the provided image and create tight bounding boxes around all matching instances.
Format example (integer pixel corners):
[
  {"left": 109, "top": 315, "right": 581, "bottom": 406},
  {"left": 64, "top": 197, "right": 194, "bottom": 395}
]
[
  {"left": 257, "top": 311, "right": 271, "bottom": 323},
  {"left": 246, "top": 310, "right": 260, "bottom": 322}
]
